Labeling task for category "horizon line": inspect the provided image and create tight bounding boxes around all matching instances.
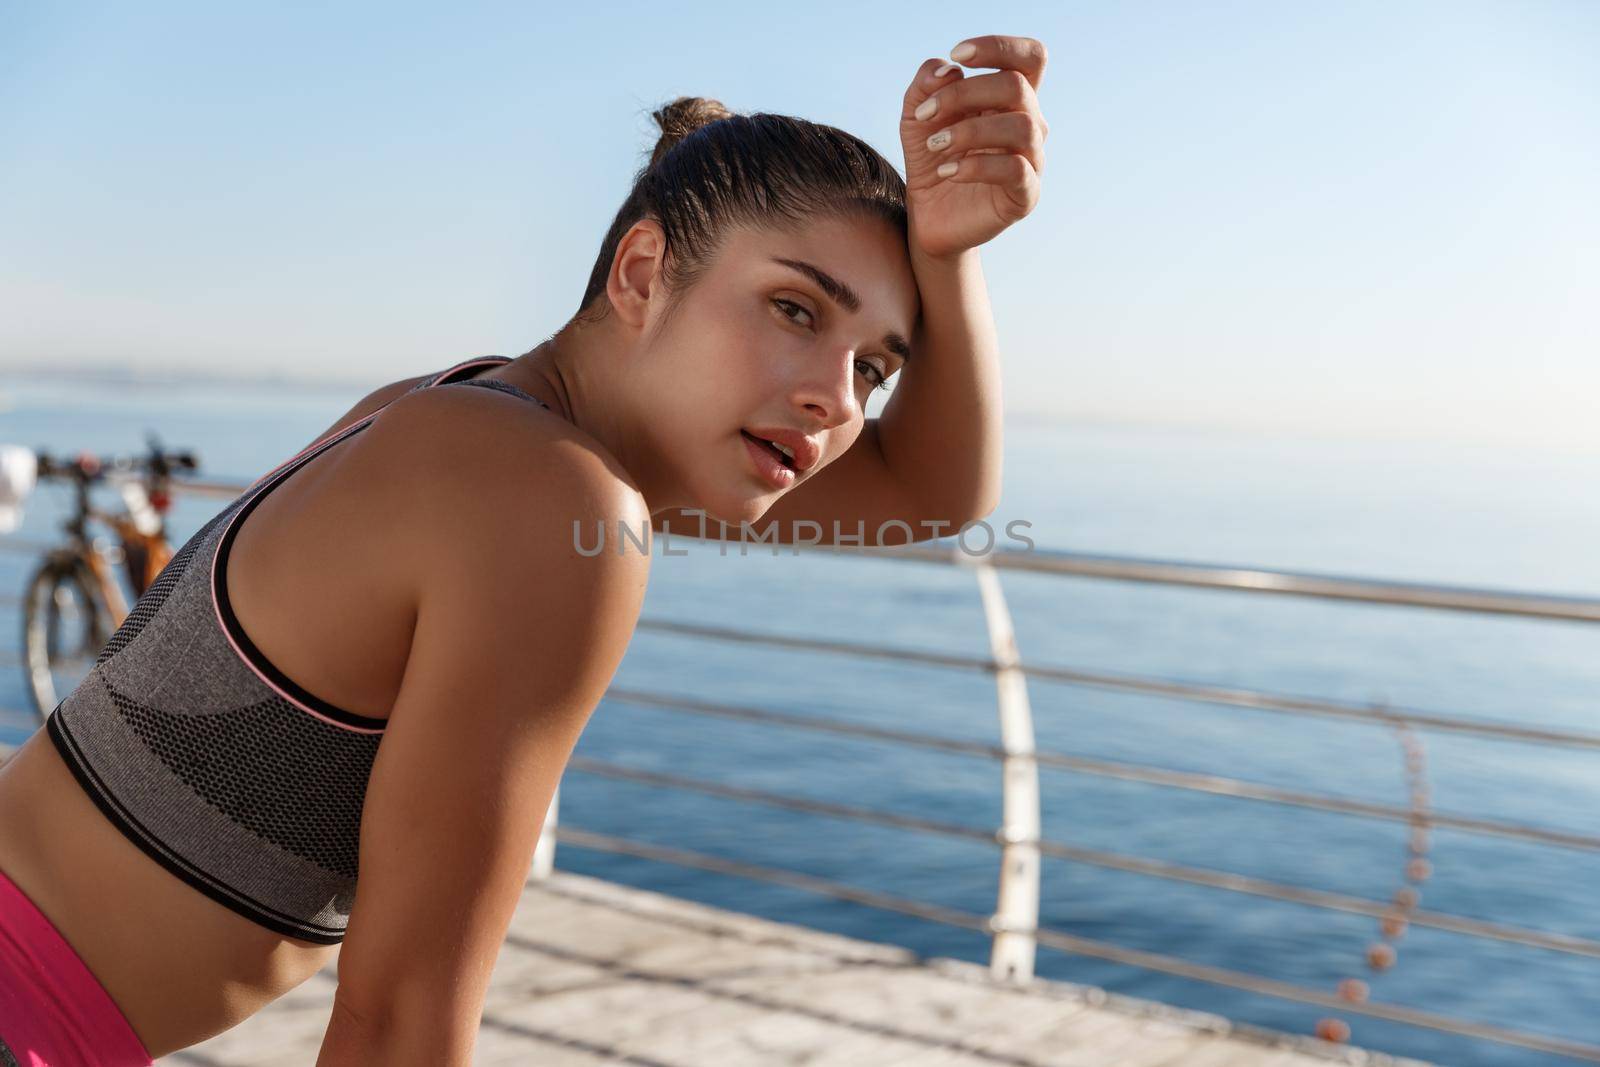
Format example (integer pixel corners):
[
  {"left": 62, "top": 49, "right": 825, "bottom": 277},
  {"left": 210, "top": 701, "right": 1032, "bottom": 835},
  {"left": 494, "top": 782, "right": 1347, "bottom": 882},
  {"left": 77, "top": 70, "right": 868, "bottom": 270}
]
[{"left": 3, "top": 360, "right": 1596, "bottom": 457}]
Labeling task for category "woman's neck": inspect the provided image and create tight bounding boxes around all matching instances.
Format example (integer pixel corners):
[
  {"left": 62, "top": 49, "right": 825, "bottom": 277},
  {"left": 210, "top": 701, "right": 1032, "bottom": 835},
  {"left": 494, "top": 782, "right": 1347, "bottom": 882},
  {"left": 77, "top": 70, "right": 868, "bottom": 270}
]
[{"left": 478, "top": 327, "right": 685, "bottom": 513}]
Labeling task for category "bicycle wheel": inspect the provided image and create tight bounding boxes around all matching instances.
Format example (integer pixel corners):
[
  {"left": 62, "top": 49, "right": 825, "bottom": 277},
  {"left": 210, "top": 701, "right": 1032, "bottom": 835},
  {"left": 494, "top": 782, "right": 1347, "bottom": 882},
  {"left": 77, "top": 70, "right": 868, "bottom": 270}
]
[{"left": 21, "top": 558, "right": 110, "bottom": 723}]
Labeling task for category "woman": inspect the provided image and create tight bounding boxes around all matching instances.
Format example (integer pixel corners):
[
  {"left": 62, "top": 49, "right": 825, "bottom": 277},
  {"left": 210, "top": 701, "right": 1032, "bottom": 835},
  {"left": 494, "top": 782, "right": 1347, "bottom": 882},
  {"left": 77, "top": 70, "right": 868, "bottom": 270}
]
[{"left": 0, "top": 34, "right": 1048, "bottom": 1064}]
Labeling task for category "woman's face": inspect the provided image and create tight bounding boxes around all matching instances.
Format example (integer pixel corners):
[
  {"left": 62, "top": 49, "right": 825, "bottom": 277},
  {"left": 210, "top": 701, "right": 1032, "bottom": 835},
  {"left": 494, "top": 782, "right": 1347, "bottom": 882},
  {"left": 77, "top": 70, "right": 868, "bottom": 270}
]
[{"left": 630, "top": 213, "right": 919, "bottom": 527}]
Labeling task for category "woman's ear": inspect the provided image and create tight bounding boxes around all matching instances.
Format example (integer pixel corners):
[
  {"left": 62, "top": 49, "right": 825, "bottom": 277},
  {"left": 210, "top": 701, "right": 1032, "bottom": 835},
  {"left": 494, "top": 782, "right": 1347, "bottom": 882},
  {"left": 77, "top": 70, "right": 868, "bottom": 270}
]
[{"left": 606, "top": 219, "right": 669, "bottom": 330}]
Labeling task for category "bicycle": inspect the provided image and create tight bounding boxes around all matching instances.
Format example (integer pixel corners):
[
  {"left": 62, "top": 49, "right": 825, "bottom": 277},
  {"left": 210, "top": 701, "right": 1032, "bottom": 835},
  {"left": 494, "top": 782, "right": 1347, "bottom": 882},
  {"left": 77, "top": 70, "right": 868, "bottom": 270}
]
[{"left": 17, "top": 434, "right": 199, "bottom": 722}]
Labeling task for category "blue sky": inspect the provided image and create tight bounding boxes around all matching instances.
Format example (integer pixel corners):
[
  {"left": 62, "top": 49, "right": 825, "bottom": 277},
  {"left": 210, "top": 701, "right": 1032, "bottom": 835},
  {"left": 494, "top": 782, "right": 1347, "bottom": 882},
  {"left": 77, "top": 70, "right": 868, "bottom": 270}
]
[{"left": 3, "top": 1, "right": 1596, "bottom": 449}]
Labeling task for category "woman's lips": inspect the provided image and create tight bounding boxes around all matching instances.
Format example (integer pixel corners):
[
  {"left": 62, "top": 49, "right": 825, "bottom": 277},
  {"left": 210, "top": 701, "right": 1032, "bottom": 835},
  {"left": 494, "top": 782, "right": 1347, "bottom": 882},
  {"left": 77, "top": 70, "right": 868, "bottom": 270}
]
[{"left": 741, "top": 430, "right": 797, "bottom": 490}]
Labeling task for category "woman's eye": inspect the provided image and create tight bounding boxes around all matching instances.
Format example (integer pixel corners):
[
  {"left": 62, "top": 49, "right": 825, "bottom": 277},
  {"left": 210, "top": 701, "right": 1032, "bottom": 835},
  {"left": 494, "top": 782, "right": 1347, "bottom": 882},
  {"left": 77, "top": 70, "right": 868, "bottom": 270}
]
[
  {"left": 855, "top": 360, "right": 889, "bottom": 390},
  {"left": 772, "top": 298, "right": 814, "bottom": 329},
  {"left": 774, "top": 298, "right": 890, "bottom": 391}
]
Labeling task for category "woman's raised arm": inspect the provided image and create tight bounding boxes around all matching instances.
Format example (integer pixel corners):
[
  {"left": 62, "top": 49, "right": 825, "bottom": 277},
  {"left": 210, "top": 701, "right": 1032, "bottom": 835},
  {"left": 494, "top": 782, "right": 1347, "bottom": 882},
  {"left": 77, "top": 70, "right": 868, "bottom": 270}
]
[{"left": 652, "top": 35, "right": 1048, "bottom": 548}]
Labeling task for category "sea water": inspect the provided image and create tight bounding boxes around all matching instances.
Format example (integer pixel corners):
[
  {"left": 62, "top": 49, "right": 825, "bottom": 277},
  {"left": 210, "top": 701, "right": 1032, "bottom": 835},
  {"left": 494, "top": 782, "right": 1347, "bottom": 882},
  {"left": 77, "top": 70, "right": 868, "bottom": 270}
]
[{"left": 2, "top": 375, "right": 1596, "bottom": 1066}]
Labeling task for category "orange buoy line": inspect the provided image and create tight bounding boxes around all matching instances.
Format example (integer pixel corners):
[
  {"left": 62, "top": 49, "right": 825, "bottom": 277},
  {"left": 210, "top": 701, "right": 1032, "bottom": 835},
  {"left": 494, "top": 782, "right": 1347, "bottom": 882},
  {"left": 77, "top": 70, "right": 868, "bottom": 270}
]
[{"left": 1318, "top": 707, "right": 1433, "bottom": 1046}]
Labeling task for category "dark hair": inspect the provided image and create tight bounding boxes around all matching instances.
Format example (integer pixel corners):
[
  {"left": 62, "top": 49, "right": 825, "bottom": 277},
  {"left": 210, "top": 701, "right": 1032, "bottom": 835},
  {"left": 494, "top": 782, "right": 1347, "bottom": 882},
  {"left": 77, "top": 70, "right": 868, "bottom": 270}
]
[{"left": 574, "top": 95, "right": 908, "bottom": 325}]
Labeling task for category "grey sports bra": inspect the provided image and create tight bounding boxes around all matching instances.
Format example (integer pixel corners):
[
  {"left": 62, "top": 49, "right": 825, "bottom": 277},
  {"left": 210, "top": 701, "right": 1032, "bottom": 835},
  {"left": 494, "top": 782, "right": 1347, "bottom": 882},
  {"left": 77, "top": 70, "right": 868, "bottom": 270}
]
[{"left": 45, "top": 355, "right": 548, "bottom": 944}]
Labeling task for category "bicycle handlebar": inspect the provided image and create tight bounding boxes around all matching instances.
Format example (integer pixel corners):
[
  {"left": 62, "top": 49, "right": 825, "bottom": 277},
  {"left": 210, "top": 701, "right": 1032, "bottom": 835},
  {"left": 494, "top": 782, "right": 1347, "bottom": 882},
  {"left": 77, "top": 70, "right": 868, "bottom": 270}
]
[{"left": 33, "top": 447, "right": 200, "bottom": 485}]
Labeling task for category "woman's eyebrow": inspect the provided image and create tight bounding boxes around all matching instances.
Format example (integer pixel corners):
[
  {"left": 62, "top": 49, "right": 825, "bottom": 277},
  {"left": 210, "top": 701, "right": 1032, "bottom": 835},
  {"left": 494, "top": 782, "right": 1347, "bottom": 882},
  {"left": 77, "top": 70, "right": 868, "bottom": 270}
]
[{"left": 770, "top": 257, "right": 913, "bottom": 364}]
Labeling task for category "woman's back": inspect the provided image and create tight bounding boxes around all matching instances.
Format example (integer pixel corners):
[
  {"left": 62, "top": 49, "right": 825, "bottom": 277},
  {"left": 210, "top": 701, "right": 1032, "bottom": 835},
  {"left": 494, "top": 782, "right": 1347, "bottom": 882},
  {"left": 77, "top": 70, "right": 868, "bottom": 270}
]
[{"left": 0, "top": 356, "right": 646, "bottom": 1056}]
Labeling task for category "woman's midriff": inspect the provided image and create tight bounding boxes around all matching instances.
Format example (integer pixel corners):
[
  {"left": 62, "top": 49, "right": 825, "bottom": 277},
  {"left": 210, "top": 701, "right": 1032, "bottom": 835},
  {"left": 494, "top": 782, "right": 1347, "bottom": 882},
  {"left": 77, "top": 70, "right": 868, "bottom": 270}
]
[{"left": 0, "top": 728, "right": 339, "bottom": 1057}]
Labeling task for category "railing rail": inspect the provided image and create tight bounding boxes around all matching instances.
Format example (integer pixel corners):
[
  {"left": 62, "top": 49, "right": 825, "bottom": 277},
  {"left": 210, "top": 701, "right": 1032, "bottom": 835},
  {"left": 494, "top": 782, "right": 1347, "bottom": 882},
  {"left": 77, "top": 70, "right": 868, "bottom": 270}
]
[
  {"left": 3, "top": 474, "right": 1597, "bottom": 1063},
  {"left": 634, "top": 619, "right": 1600, "bottom": 751},
  {"left": 849, "top": 542, "right": 1600, "bottom": 623},
  {"left": 601, "top": 686, "right": 1600, "bottom": 851},
  {"left": 565, "top": 754, "right": 1600, "bottom": 960}
]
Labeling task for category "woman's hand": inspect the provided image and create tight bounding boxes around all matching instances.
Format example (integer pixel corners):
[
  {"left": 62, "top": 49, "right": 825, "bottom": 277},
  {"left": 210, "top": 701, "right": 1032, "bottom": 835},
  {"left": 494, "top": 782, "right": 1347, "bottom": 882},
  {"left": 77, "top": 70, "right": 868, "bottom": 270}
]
[{"left": 900, "top": 35, "right": 1049, "bottom": 260}]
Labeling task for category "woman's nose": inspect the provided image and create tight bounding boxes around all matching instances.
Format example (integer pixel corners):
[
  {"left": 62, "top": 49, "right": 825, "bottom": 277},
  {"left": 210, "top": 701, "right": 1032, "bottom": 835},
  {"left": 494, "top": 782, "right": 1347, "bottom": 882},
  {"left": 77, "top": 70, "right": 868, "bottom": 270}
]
[{"left": 790, "top": 347, "right": 860, "bottom": 429}]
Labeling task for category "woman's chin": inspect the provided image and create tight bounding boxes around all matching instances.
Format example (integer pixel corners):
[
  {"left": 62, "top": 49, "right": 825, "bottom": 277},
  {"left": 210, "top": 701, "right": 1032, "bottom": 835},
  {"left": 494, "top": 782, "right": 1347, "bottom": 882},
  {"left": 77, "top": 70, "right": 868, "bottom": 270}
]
[{"left": 694, "top": 490, "right": 778, "bottom": 530}]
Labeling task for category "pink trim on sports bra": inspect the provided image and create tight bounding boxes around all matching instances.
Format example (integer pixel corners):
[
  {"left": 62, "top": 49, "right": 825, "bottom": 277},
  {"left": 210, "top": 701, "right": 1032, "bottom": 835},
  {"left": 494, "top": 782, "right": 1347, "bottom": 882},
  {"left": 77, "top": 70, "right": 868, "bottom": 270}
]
[{"left": 206, "top": 356, "right": 517, "bottom": 735}]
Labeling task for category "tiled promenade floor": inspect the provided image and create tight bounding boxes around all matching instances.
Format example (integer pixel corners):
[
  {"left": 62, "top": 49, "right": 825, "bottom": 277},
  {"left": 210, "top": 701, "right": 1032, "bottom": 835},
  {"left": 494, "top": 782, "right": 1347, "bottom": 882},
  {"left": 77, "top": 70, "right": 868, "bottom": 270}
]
[{"left": 156, "top": 870, "right": 1425, "bottom": 1067}]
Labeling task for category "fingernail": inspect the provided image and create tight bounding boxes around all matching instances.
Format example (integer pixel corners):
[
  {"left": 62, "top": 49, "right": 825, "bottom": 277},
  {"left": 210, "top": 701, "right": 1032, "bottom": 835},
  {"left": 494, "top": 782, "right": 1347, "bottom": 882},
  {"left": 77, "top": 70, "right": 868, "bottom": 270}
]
[
  {"left": 932, "top": 61, "right": 960, "bottom": 79},
  {"left": 914, "top": 97, "right": 938, "bottom": 122},
  {"left": 926, "top": 129, "right": 951, "bottom": 151},
  {"left": 937, "top": 161, "right": 959, "bottom": 179},
  {"left": 950, "top": 41, "right": 977, "bottom": 62}
]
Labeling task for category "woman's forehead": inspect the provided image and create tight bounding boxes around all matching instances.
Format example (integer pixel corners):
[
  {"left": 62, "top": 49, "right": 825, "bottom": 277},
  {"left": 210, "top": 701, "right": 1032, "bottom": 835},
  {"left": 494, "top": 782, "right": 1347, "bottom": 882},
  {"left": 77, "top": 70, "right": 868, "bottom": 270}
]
[
  {"left": 729, "top": 214, "right": 901, "bottom": 259},
  {"left": 719, "top": 218, "right": 918, "bottom": 317}
]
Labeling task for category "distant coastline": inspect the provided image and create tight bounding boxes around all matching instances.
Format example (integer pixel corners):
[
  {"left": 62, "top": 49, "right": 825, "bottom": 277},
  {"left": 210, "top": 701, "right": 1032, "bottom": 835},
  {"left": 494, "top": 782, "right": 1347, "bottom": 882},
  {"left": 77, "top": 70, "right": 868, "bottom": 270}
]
[
  {"left": 0, "top": 360, "right": 372, "bottom": 394},
  {"left": 3, "top": 360, "right": 1595, "bottom": 457},
  {"left": 0, "top": 363, "right": 1153, "bottom": 431}
]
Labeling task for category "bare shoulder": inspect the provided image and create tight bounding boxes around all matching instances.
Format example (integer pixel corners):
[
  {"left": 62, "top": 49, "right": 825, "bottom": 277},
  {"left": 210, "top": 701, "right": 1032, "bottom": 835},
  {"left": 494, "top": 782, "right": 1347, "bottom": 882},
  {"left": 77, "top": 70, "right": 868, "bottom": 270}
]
[
  {"left": 357, "top": 382, "right": 652, "bottom": 588},
  {"left": 300, "top": 372, "right": 432, "bottom": 454}
]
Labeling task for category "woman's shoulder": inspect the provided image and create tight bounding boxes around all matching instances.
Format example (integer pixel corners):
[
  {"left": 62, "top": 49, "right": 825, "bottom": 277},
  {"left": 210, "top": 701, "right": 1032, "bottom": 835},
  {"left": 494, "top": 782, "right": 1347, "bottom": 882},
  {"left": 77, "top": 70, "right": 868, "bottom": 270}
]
[{"left": 359, "top": 382, "right": 650, "bottom": 565}]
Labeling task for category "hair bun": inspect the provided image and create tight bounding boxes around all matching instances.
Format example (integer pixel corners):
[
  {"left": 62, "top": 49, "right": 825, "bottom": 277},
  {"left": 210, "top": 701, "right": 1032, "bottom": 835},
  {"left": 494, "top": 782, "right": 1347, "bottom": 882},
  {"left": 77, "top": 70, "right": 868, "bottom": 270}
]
[{"left": 649, "top": 96, "right": 733, "bottom": 167}]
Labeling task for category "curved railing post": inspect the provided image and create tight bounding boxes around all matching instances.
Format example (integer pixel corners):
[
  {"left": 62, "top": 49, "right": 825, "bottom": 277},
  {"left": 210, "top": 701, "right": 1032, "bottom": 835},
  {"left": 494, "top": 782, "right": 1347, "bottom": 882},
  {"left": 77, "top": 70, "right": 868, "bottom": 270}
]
[
  {"left": 531, "top": 782, "right": 560, "bottom": 881},
  {"left": 973, "top": 560, "right": 1041, "bottom": 984}
]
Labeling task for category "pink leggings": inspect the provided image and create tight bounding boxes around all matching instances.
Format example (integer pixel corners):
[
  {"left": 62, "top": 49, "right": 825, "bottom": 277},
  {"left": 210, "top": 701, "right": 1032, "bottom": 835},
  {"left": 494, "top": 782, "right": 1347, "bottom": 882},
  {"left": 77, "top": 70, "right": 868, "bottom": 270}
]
[{"left": 0, "top": 866, "right": 152, "bottom": 1066}]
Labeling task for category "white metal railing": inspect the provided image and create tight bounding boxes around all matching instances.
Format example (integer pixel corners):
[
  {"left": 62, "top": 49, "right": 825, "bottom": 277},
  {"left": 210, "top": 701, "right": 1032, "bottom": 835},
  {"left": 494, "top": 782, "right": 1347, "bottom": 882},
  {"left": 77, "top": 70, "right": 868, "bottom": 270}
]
[{"left": 4, "top": 475, "right": 1599, "bottom": 1063}]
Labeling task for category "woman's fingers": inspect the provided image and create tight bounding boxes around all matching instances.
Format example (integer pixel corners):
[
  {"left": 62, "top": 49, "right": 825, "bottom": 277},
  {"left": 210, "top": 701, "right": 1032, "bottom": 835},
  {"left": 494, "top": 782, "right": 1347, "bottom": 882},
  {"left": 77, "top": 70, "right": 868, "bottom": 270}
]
[
  {"left": 923, "top": 109, "right": 1046, "bottom": 178},
  {"left": 937, "top": 153, "right": 1041, "bottom": 216},
  {"left": 946, "top": 35, "right": 1048, "bottom": 90},
  {"left": 901, "top": 56, "right": 966, "bottom": 119},
  {"left": 909, "top": 69, "right": 1049, "bottom": 141}
]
